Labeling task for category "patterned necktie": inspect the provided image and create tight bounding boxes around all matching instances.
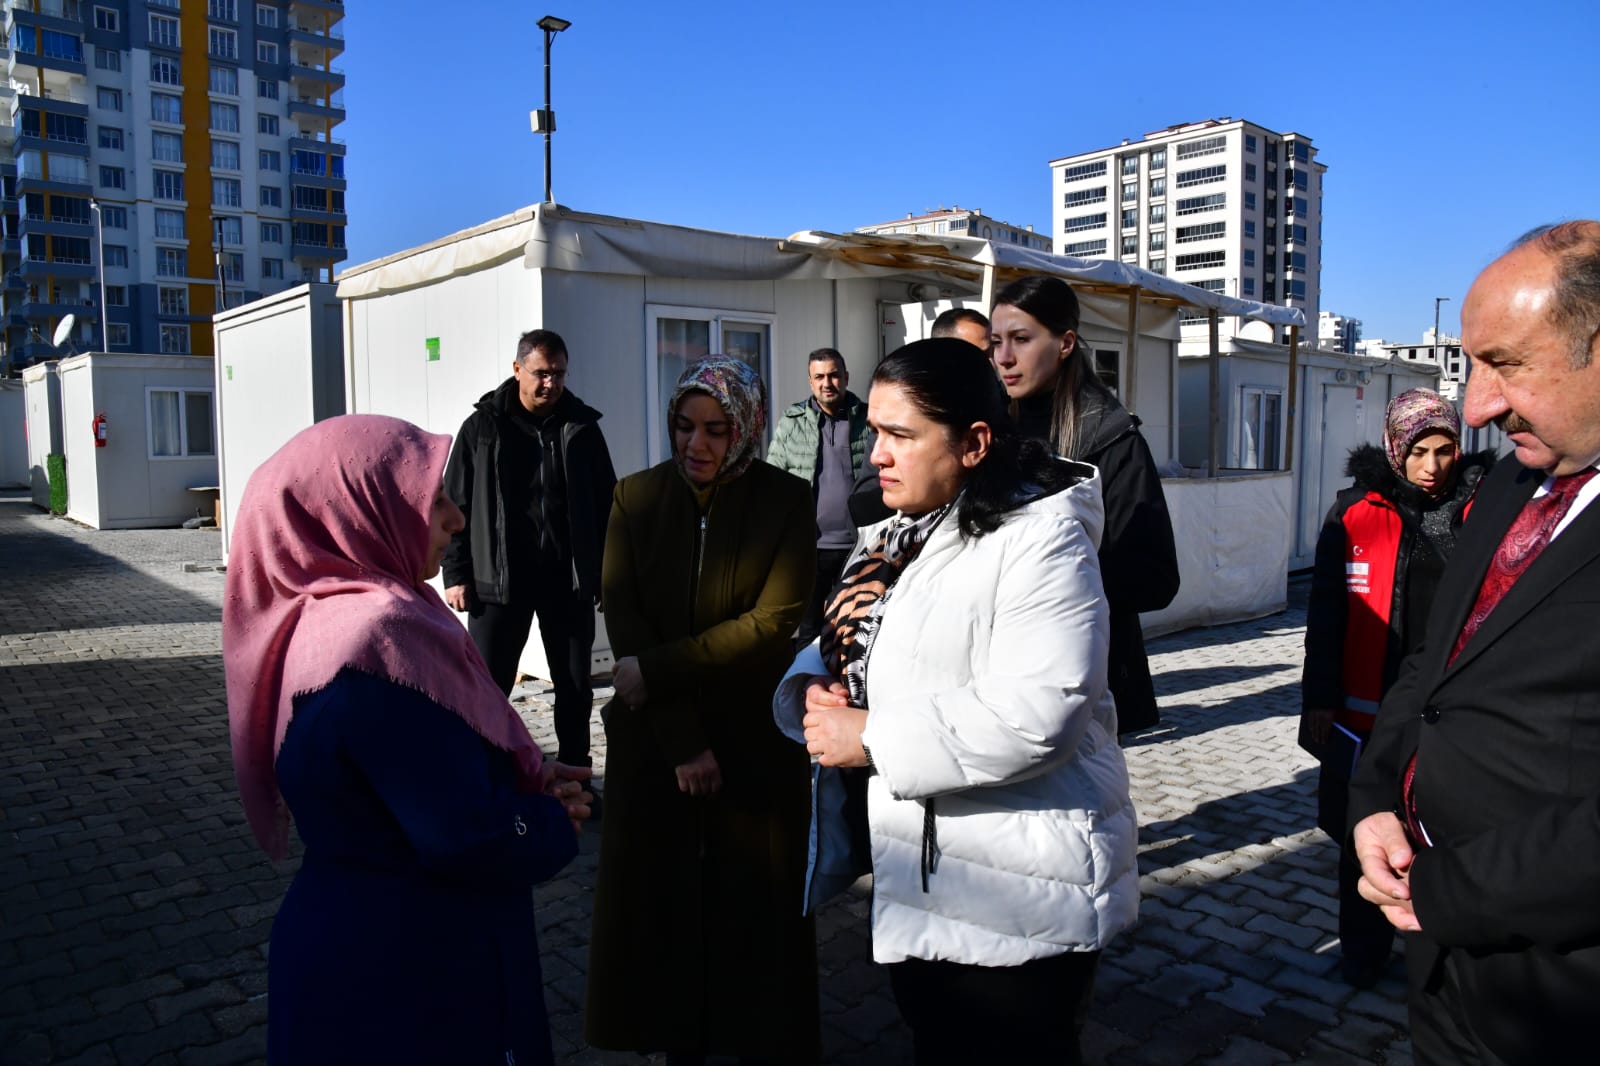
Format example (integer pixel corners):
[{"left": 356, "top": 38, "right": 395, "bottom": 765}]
[
  {"left": 1448, "top": 467, "right": 1598, "bottom": 664},
  {"left": 1402, "top": 467, "right": 1598, "bottom": 846}
]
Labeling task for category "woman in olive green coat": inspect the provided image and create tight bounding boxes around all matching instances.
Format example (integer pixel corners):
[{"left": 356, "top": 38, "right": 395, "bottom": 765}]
[{"left": 586, "top": 358, "right": 821, "bottom": 1064}]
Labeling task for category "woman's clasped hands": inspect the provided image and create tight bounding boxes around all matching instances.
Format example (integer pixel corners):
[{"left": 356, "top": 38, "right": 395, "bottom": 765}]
[{"left": 800, "top": 677, "right": 870, "bottom": 768}]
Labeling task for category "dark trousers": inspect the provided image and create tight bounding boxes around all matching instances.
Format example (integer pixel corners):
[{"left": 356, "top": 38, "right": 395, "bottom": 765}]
[
  {"left": 795, "top": 547, "right": 853, "bottom": 649},
  {"left": 467, "top": 587, "right": 595, "bottom": 765},
  {"left": 887, "top": 951, "right": 1100, "bottom": 1065},
  {"left": 1407, "top": 947, "right": 1507, "bottom": 1066},
  {"left": 1318, "top": 764, "right": 1395, "bottom": 968}
]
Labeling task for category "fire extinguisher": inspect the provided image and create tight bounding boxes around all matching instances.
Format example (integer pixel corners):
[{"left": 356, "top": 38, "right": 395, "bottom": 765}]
[{"left": 92, "top": 412, "right": 108, "bottom": 448}]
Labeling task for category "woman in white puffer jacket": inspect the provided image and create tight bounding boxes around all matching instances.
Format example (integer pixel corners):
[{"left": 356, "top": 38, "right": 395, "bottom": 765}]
[{"left": 779, "top": 336, "right": 1139, "bottom": 1065}]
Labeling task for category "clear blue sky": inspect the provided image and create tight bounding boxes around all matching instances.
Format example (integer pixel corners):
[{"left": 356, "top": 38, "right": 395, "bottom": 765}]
[{"left": 341, "top": 0, "right": 1597, "bottom": 344}]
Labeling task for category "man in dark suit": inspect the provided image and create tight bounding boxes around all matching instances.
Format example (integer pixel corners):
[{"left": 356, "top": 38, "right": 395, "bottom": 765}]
[{"left": 1349, "top": 220, "right": 1600, "bottom": 1064}]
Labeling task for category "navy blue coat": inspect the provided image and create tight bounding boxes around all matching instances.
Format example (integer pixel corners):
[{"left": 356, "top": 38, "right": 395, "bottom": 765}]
[{"left": 269, "top": 669, "right": 577, "bottom": 1066}]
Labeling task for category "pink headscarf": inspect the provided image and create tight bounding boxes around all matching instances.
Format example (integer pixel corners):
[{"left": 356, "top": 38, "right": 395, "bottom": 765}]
[
  {"left": 1383, "top": 388, "right": 1461, "bottom": 481},
  {"left": 224, "top": 414, "right": 546, "bottom": 860}
]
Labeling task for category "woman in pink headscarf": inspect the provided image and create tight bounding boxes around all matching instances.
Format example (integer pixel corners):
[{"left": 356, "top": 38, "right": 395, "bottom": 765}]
[
  {"left": 1301, "top": 387, "right": 1495, "bottom": 988},
  {"left": 224, "top": 414, "right": 591, "bottom": 1066}
]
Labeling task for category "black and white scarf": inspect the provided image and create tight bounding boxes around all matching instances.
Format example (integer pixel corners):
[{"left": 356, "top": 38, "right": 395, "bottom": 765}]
[{"left": 819, "top": 501, "right": 954, "bottom": 710}]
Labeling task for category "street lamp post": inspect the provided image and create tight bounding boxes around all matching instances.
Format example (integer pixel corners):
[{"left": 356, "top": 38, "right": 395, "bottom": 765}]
[
  {"left": 88, "top": 198, "right": 107, "bottom": 350},
  {"left": 533, "top": 15, "right": 571, "bottom": 204},
  {"left": 1434, "top": 295, "right": 1450, "bottom": 383},
  {"left": 212, "top": 215, "right": 230, "bottom": 312}
]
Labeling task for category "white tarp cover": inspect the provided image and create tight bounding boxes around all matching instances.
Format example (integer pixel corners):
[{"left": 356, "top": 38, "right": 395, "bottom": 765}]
[
  {"left": 1141, "top": 473, "right": 1293, "bottom": 637},
  {"left": 337, "top": 205, "right": 942, "bottom": 301},
  {"left": 981, "top": 243, "right": 1307, "bottom": 327},
  {"left": 338, "top": 205, "right": 1304, "bottom": 332}
]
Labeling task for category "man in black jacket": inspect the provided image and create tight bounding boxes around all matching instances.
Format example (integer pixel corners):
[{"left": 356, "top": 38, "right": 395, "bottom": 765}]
[{"left": 443, "top": 329, "right": 616, "bottom": 771}]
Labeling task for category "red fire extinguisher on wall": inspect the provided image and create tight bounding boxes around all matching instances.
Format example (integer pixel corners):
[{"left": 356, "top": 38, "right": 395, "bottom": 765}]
[{"left": 92, "top": 413, "right": 108, "bottom": 448}]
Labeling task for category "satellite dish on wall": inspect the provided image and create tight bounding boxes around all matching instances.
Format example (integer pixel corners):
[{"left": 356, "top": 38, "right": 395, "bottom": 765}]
[{"left": 52, "top": 314, "right": 76, "bottom": 349}]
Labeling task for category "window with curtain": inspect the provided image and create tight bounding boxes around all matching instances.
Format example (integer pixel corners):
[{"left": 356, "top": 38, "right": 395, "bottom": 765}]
[{"left": 150, "top": 391, "right": 182, "bottom": 455}]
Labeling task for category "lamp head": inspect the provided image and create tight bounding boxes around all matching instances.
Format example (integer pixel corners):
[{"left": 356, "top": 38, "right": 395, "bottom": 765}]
[{"left": 537, "top": 14, "right": 571, "bottom": 32}]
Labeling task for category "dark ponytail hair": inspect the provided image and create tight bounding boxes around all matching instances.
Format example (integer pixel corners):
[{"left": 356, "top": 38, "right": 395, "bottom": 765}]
[
  {"left": 871, "top": 338, "right": 1083, "bottom": 539},
  {"left": 991, "top": 275, "right": 1114, "bottom": 457}
]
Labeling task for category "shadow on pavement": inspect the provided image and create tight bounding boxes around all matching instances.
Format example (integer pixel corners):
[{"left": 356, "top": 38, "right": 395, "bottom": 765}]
[
  {"left": 0, "top": 650, "right": 290, "bottom": 1065},
  {"left": 0, "top": 511, "right": 221, "bottom": 636}
]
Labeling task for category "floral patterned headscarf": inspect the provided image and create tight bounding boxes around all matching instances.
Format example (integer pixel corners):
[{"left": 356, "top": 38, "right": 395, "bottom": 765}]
[
  {"left": 668, "top": 357, "right": 768, "bottom": 485},
  {"left": 1383, "top": 388, "right": 1460, "bottom": 481}
]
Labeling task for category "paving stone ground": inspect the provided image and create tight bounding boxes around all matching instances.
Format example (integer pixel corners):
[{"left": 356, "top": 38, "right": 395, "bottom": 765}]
[{"left": 0, "top": 491, "right": 1414, "bottom": 1064}]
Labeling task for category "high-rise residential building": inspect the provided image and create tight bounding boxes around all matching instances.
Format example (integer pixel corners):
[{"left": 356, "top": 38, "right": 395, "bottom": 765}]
[
  {"left": 1048, "top": 118, "right": 1324, "bottom": 342},
  {"left": 857, "top": 206, "right": 1051, "bottom": 252},
  {"left": 1318, "top": 310, "right": 1361, "bottom": 354},
  {"left": 0, "top": 0, "right": 346, "bottom": 369}
]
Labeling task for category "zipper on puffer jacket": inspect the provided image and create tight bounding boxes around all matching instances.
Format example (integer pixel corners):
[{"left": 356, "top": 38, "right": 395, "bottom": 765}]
[{"left": 921, "top": 798, "right": 939, "bottom": 892}]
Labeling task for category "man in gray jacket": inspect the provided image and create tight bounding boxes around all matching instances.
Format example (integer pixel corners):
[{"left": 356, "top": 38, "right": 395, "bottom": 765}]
[
  {"left": 443, "top": 329, "right": 616, "bottom": 772},
  {"left": 766, "top": 348, "right": 870, "bottom": 646}
]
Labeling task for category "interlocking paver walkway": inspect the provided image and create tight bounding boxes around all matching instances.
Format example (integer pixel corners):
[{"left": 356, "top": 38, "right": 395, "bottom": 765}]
[{"left": 0, "top": 492, "right": 1413, "bottom": 1064}]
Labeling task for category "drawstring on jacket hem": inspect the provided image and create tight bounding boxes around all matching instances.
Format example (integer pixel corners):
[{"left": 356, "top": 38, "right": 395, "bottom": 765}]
[{"left": 920, "top": 798, "right": 939, "bottom": 892}]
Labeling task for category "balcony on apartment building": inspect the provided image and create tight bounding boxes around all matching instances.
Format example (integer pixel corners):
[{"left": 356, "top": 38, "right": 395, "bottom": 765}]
[
  {"left": 287, "top": 146, "right": 345, "bottom": 190},
  {"left": 19, "top": 289, "right": 92, "bottom": 320},
  {"left": 14, "top": 108, "right": 88, "bottom": 161},
  {"left": 289, "top": 0, "right": 346, "bottom": 19},
  {"left": 289, "top": 223, "right": 346, "bottom": 263},
  {"left": 15, "top": 152, "right": 89, "bottom": 199},
  {"left": 288, "top": 86, "right": 346, "bottom": 124},
  {"left": 18, "top": 250, "right": 94, "bottom": 281},
  {"left": 289, "top": 60, "right": 344, "bottom": 94},
  {"left": 6, "top": 14, "right": 86, "bottom": 82},
  {"left": 288, "top": 17, "right": 344, "bottom": 54}
]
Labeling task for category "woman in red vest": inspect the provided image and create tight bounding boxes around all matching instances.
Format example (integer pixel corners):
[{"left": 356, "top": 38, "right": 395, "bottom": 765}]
[{"left": 1301, "top": 388, "right": 1495, "bottom": 988}]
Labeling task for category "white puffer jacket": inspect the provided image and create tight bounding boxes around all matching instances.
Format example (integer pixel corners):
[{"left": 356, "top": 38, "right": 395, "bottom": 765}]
[{"left": 785, "top": 467, "right": 1140, "bottom": 967}]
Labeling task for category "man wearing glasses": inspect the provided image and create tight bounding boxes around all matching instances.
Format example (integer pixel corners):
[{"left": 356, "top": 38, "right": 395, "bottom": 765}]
[{"left": 444, "top": 328, "right": 617, "bottom": 783}]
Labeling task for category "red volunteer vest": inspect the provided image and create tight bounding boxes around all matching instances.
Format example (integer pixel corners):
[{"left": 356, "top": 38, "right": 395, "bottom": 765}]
[{"left": 1337, "top": 493, "right": 1403, "bottom": 736}]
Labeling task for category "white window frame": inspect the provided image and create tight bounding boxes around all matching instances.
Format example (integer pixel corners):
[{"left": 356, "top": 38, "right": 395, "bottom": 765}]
[
  {"left": 256, "top": 4, "right": 280, "bottom": 28},
  {"left": 256, "top": 40, "right": 278, "bottom": 63},
  {"left": 150, "top": 54, "right": 182, "bottom": 86},
  {"left": 94, "top": 5, "right": 119, "bottom": 31},
  {"left": 146, "top": 386, "right": 215, "bottom": 459},
  {"left": 643, "top": 304, "right": 775, "bottom": 466},
  {"left": 209, "top": 26, "right": 239, "bottom": 59},
  {"left": 155, "top": 247, "right": 186, "bottom": 276},
  {"left": 107, "top": 322, "right": 130, "bottom": 346},
  {"left": 150, "top": 14, "right": 180, "bottom": 48},
  {"left": 1236, "top": 385, "right": 1284, "bottom": 471},
  {"left": 1086, "top": 342, "right": 1124, "bottom": 400},
  {"left": 154, "top": 208, "right": 186, "bottom": 240}
]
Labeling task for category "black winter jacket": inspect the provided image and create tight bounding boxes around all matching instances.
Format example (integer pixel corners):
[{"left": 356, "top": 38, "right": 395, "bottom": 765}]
[
  {"left": 1009, "top": 392, "right": 1179, "bottom": 732},
  {"left": 1302, "top": 443, "right": 1495, "bottom": 714},
  {"left": 441, "top": 381, "right": 617, "bottom": 606},
  {"left": 1058, "top": 398, "right": 1181, "bottom": 734}
]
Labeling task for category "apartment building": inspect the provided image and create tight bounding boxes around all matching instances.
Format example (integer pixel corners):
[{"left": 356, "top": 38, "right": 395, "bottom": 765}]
[
  {"left": 1048, "top": 118, "right": 1324, "bottom": 342},
  {"left": 1364, "top": 328, "right": 1466, "bottom": 399},
  {"left": 1318, "top": 310, "right": 1361, "bottom": 354},
  {"left": 857, "top": 206, "right": 1051, "bottom": 252},
  {"left": 1, "top": 0, "right": 346, "bottom": 368}
]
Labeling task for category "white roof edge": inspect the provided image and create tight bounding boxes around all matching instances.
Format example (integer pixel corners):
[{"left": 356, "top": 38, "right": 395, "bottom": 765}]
[
  {"left": 333, "top": 205, "right": 1302, "bottom": 328},
  {"left": 978, "top": 243, "right": 1305, "bottom": 327}
]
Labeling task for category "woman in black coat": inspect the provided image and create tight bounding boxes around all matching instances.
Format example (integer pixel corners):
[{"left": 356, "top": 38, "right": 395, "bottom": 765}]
[{"left": 990, "top": 275, "right": 1180, "bottom": 734}]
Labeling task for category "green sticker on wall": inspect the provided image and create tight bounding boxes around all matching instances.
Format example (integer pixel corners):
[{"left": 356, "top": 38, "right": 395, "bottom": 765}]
[
  {"left": 425, "top": 337, "right": 441, "bottom": 362},
  {"left": 225, "top": 365, "right": 233, "bottom": 380}
]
